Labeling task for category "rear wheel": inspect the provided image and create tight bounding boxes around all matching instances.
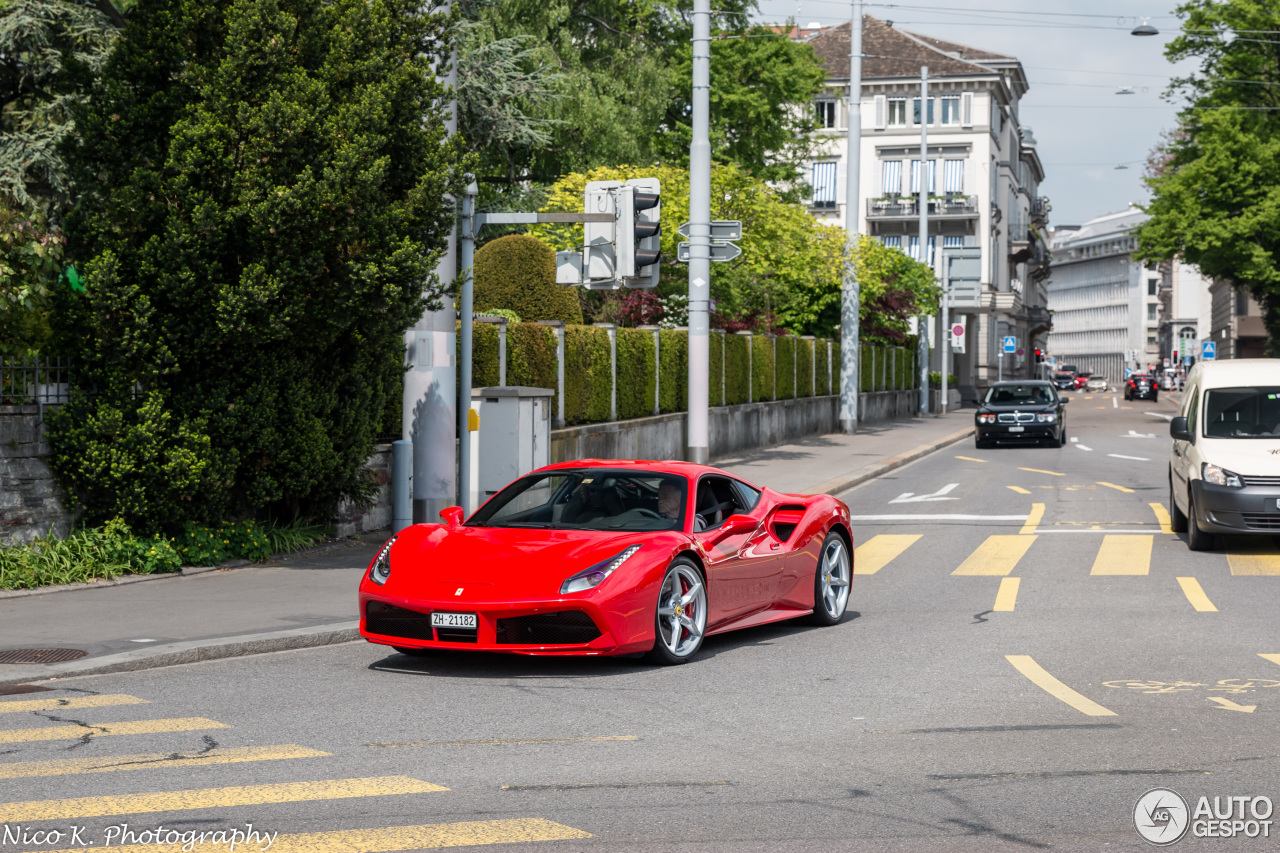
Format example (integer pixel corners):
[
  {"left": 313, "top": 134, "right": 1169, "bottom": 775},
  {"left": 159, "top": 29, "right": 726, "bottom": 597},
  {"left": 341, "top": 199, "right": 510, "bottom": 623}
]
[
  {"left": 646, "top": 559, "right": 708, "bottom": 665},
  {"left": 1169, "top": 478, "right": 1188, "bottom": 534},
  {"left": 1187, "top": 490, "right": 1216, "bottom": 552},
  {"left": 807, "top": 531, "right": 851, "bottom": 626}
]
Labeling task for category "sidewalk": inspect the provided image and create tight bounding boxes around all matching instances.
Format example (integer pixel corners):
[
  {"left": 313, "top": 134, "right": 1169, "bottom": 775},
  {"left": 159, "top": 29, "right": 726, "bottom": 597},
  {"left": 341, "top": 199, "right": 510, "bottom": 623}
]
[{"left": 0, "top": 411, "right": 973, "bottom": 686}]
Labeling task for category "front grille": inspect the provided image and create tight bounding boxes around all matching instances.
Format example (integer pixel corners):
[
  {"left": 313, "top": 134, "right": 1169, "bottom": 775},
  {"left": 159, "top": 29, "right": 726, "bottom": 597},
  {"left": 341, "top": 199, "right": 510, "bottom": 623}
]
[
  {"left": 997, "top": 413, "right": 1035, "bottom": 424},
  {"left": 496, "top": 611, "right": 601, "bottom": 646},
  {"left": 1242, "top": 514, "right": 1280, "bottom": 530},
  {"left": 1242, "top": 475, "right": 1280, "bottom": 487},
  {"left": 365, "top": 601, "right": 435, "bottom": 641}
]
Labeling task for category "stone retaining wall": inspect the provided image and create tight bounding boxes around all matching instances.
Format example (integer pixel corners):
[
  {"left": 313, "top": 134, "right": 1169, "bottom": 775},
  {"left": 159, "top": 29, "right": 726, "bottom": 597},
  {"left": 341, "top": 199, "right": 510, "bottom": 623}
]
[{"left": 0, "top": 406, "right": 77, "bottom": 546}]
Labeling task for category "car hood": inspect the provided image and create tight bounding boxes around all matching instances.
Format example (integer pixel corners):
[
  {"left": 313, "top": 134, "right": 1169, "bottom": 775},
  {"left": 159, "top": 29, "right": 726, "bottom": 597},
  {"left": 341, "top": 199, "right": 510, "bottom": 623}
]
[
  {"left": 377, "top": 523, "right": 683, "bottom": 600},
  {"left": 979, "top": 403, "right": 1058, "bottom": 412},
  {"left": 1196, "top": 438, "right": 1280, "bottom": 477}
]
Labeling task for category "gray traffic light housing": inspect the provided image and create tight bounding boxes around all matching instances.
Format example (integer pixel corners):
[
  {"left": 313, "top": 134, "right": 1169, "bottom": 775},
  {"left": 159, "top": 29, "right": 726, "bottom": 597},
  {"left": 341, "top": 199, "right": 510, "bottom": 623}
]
[{"left": 619, "top": 178, "right": 661, "bottom": 288}]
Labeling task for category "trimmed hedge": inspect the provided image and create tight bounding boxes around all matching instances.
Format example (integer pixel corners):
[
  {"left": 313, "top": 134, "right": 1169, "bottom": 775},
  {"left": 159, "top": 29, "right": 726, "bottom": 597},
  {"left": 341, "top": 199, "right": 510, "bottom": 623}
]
[
  {"left": 617, "top": 328, "right": 656, "bottom": 420},
  {"left": 709, "top": 332, "right": 725, "bottom": 407},
  {"left": 470, "top": 322, "right": 501, "bottom": 388},
  {"left": 776, "top": 336, "right": 796, "bottom": 400},
  {"left": 797, "top": 338, "right": 814, "bottom": 397},
  {"left": 751, "top": 335, "right": 775, "bottom": 402},
  {"left": 724, "top": 333, "right": 750, "bottom": 405},
  {"left": 814, "top": 340, "right": 829, "bottom": 396},
  {"left": 658, "top": 330, "right": 688, "bottom": 414},
  {"left": 474, "top": 235, "right": 583, "bottom": 324},
  {"left": 562, "top": 326, "right": 610, "bottom": 424}
]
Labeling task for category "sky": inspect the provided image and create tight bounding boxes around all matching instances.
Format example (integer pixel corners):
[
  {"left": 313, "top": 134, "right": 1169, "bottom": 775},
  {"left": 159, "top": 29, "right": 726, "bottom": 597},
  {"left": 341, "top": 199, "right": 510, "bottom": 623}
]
[{"left": 751, "top": 0, "right": 1201, "bottom": 227}]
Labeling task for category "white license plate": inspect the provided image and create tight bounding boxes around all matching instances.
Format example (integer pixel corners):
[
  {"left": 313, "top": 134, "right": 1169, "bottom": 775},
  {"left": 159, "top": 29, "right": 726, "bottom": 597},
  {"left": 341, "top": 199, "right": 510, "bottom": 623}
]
[
  {"left": 1008, "top": 426, "right": 1025, "bottom": 433},
  {"left": 431, "top": 612, "right": 477, "bottom": 629}
]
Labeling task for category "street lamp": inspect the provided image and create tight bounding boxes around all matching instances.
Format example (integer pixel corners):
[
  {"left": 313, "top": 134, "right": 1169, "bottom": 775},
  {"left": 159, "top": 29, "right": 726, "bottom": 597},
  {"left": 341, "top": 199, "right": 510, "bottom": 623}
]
[{"left": 1131, "top": 19, "right": 1159, "bottom": 36}]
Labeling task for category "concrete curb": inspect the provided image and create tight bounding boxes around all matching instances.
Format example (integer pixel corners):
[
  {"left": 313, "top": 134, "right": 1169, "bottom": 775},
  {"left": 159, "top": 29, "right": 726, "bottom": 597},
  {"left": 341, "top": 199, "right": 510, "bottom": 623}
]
[
  {"left": 0, "top": 621, "right": 361, "bottom": 687},
  {"left": 804, "top": 425, "right": 976, "bottom": 497}
]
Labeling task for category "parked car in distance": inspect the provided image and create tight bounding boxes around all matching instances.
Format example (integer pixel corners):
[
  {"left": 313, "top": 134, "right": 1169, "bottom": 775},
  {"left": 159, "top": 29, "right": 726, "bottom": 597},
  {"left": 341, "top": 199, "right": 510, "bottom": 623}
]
[
  {"left": 1052, "top": 371, "right": 1076, "bottom": 390},
  {"left": 975, "top": 380, "right": 1068, "bottom": 448},
  {"left": 1126, "top": 374, "right": 1158, "bottom": 401},
  {"left": 1074, "top": 371, "right": 1093, "bottom": 390},
  {"left": 1169, "top": 359, "right": 1280, "bottom": 551},
  {"left": 1086, "top": 376, "right": 1109, "bottom": 393},
  {"left": 1160, "top": 374, "right": 1174, "bottom": 391}
]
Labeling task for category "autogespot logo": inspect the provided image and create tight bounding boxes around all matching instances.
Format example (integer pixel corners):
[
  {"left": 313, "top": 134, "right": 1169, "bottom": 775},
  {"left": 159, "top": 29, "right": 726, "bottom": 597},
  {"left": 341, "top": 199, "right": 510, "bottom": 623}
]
[{"left": 1135, "top": 788, "right": 1190, "bottom": 846}]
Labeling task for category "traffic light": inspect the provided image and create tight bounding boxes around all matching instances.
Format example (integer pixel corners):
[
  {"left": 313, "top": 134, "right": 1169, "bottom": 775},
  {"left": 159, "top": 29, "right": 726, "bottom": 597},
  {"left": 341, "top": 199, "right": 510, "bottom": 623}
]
[
  {"left": 582, "top": 179, "right": 621, "bottom": 287},
  {"left": 1172, "top": 350, "right": 1178, "bottom": 362},
  {"left": 619, "top": 178, "right": 661, "bottom": 288},
  {"left": 1034, "top": 348, "right": 1043, "bottom": 363}
]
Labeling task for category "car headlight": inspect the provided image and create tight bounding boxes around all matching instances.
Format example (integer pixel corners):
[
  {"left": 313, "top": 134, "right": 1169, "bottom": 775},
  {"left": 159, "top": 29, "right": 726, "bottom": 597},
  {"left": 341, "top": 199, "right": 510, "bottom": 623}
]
[
  {"left": 1202, "top": 464, "right": 1243, "bottom": 489},
  {"left": 977, "top": 414, "right": 996, "bottom": 424},
  {"left": 1036, "top": 413, "right": 1057, "bottom": 423},
  {"left": 368, "top": 536, "right": 397, "bottom": 585},
  {"left": 561, "top": 545, "right": 641, "bottom": 594}
]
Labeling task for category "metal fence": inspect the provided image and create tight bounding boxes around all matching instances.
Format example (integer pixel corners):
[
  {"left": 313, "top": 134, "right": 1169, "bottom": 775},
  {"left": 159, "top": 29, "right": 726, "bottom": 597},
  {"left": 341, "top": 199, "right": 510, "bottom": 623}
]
[{"left": 0, "top": 356, "right": 72, "bottom": 406}]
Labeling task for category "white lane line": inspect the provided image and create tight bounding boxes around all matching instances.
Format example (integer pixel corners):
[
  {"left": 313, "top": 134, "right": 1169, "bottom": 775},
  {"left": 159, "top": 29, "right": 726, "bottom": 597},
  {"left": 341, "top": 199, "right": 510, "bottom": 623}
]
[
  {"left": 1108, "top": 454, "right": 1150, "bottom": 461},
  {"left": 1126, "top": 429, "right": 1155, "bottom": 438},
  {"left": 850, "top": 514, "right": 1030, "bottom": 522},
  {"left": 1074, "top": 443, "right": 1093, "bottom": 451},
  {"left": 1069, "top": 437, "right": 1078, "bottom": 443},
  {"left": 1113, "top": 397, "right": 1118, "bottom": 409},
  {"left": 1145, "top": 412, "right": 1175, "bottom": 422},
  {"left": 889, "top": 483, "right": 960, "bottom": 504}
]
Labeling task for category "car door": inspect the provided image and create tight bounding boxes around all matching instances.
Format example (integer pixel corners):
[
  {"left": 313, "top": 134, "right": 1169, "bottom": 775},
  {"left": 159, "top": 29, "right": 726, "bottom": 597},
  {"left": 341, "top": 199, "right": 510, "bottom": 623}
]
[
  {"left": 1172, "top": 382, "right": 1199, "bottom": 509},
  {"left": 691, "top": 475, "right": 784, "bottom": 627}
]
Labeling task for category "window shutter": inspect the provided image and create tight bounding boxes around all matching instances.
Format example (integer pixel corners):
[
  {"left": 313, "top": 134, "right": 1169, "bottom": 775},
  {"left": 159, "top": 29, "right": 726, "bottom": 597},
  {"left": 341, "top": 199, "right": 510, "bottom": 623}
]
[
  {"left": 874, "top": 95, "right": 886, "bottom": 130},
  {"left": 960, "top": 92, "right": 973, "bottom": 128}
]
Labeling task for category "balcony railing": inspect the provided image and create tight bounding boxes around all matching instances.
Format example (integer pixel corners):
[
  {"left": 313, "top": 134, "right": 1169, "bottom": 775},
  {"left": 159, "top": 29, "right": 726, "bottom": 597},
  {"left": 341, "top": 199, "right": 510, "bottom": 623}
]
[{"left": 867, "top": 195, "right": 978, "bottom": 219}]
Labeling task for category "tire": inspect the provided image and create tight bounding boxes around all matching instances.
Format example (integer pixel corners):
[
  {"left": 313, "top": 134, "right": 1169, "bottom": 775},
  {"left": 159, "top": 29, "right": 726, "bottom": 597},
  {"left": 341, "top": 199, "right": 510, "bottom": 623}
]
[
  {"left": 1169, "top": 478, "right": 1188, "bottom": 534},
  {"left": 975, "top": 436, "right": 991, "bottom": 449},
  {"left": 393, "top": 646, "right": 442, "bottom": 657},
  {"left": 1058, "top": 425, "right": 1068, "bottom": 447},
  {"left": 646, "top": 558, "right": 708, "bottom": 665},
  {"left": 1186, "top": 489, "right": 1216, "bottom": 552},
  {"left": 807, "top": 531, "right": 852, "bottom": 626}
]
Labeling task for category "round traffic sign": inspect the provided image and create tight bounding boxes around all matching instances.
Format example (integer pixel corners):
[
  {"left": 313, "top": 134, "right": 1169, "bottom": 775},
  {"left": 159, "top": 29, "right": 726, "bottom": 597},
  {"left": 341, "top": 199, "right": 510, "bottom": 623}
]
[
  {"left": 952, "top": 324, "right": 964, "bottom": 337},
  {"left": 1016, "top": 348, "right": 1025, "bottom": 356}
]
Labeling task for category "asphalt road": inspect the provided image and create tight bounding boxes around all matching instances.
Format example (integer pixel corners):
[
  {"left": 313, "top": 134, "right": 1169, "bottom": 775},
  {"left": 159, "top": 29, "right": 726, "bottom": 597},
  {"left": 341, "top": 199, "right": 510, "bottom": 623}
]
[{"left": 4, "top": 390, "right": 1279, "bottom": 852}]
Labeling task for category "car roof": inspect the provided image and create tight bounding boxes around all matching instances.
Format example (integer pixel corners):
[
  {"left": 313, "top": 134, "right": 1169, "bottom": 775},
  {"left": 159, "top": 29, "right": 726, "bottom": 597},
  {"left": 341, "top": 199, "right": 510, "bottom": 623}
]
[
  {"left": 1188, "top": 358, "right": 1280, "bottom": 388},
  {"left": 535, "top": 459, "right": 757, "bottom": 486},
  {"left": 989, "top": 380, "right": 1052, "bottom": 386}
]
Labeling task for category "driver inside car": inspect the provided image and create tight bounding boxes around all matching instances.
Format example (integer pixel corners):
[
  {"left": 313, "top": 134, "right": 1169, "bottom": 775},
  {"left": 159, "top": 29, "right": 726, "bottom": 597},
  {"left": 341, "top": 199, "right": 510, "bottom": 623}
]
[{"left": 657, "top": 481, "right": 682, "bottom": 520}]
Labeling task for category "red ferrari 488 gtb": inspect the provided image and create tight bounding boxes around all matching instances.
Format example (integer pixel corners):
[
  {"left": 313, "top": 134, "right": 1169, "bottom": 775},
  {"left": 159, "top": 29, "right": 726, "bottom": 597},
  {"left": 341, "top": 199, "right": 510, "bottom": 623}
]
[{"left": 359, "top": 460, "right": 854, "bottom": 664}]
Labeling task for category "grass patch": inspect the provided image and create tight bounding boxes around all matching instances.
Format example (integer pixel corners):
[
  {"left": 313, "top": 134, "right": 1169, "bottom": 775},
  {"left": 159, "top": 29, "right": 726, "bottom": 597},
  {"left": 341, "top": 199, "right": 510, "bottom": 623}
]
[
  {"left": 0, "top": 519, "right": 181, "bottom": 590},
  {"left": 263, "top": 519, "right": 329, "bottom": 555}
]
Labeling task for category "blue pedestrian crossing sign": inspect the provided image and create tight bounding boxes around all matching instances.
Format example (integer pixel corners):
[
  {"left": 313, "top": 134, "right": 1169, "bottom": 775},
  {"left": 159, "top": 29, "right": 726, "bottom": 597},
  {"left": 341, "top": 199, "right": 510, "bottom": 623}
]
[
  {"left": 1202, "top": 340, "right": 1216, "bottom": 360},
  {"left": 1002, "top": 336, "right": 1017, "bottom": 354}
]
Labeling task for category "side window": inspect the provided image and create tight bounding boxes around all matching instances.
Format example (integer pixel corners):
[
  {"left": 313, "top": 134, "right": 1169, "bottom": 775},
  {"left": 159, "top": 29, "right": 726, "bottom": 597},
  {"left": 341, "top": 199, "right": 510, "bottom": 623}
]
[
  {"left": 731, "top": 480, "right": 761, "bottom": 513},
  {"left": 694, "top": 476, "right": 748, "bottom": 531},
  {"left": 1186, "top": 385, "right": 1200, "bottom": 440}
]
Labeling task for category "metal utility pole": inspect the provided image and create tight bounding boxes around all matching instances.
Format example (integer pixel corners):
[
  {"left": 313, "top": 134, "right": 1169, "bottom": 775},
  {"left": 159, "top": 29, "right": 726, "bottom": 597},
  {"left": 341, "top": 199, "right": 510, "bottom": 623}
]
[
  {"left": 940, "top": 244, "right": 950, "bottom": 416},
  {"left": 687, "top": 0, "right": 711, "bottom": 464},
  {"left": 917, "top": 65, "right": 930, "bottom": 415},
  {"left": 403, "top": 29, "right": 458, "bottom": 523},
  {"left": 839, "top": 0, "right": 863, "bottom": 434},
  {"left": 457, "top": 182, "right": 478, "bottom": 514}
]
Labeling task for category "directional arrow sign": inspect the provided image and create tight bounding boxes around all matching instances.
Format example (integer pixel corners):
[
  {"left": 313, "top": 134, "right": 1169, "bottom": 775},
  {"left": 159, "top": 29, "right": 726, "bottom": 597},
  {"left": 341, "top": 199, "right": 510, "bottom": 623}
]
[
  {"left": 889, "top": 483, "right": 959, "bottom": 504},
  {"left": 677, "top": 241, "right": 743, "bottom": 263},
  {"left": 677, "top": 220, "right": 743, "bottom": 241},
  {"left": 1208, "top": 696, "right": 1256, "bottom": 713}
]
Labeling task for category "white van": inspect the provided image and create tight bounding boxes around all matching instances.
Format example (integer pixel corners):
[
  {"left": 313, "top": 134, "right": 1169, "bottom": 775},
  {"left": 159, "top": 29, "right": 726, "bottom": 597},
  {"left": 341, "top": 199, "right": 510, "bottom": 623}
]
[{"left": 1169, "top": 359, "right": 1280, "bottom": 550}]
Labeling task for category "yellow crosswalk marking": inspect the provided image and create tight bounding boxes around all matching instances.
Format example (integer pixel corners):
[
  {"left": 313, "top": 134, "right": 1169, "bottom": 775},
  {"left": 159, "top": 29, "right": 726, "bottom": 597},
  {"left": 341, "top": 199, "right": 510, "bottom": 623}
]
[
  {"left": 1090, "top": 535, "right": 1152, "bottom": 575},
  {"left": 0, "top": 718, "right": 229, "bottom": 745},
  {"left": 0, "top": 745, "right": 328, "bottom": 779},
  {"left": 1006, "top": 655, "right": 1117, "bottom": 717},
  {"left": 854, "top": 535, "right": 921, "bottom": 575},
  {"left": 0, "top": 776, "right": 447, "bottom": 822},
  {"left": 1177, "top": 577, "right": 1217, "bottom": 612},
  {"left": 1150, "top": 502, "right": 1174, "bottom": 534},
  {"left": 1226, "top": 536, "right": 1280, "bottom": 575},
  {"left": 1097, "top": 482, "right": 1134, "bottom": 493},
  {"left": 1007, "top": 486, "right": 1031, "bottom": 495},
  {"left": 40, "top": 819, "right": 591, "bottom": 853},
  {"left": 994, "top": 577, "right": 1020, "bottom": 612},
  {"left": 1018, "top": 467, "right": 1065, "bottom": 477},
  {"left": 1020, "top": 503, "right": 1044, "bottom": 535},
  {"left": 0, "top": 694, "right": 149, "bottom": 714},
  {"left": 953, "top": 536, "right": 1036, "bottom": 576}
]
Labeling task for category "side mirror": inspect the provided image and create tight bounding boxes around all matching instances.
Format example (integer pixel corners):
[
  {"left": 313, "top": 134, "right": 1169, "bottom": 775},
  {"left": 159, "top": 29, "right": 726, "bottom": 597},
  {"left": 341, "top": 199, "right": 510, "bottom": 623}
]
[
  {"left": 439, "top": 506, "right": 465, "bottom": 526},
  {"left": 1060, "top": 397, "right": 1069, "bottom": 405},
  {"left": 1170, "top": 416, "right": 1192, "bottom": 442},
  {"left": 720, "top": 514, "right": 757, "bottom": 536}
]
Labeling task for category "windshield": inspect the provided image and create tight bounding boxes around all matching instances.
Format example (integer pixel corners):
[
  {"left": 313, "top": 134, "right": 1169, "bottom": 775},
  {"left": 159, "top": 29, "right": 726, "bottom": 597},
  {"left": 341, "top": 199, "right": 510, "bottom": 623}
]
[
  {"left": 1054, "top": 373, "right": 1073, "bottom": 380},
  {"left": 1203, "top": 387, "right": 1280, "bottom": 439},
  {"left": 466, "top": 470, "right": 687, "bottom": 531},
  {"left": 983, "top": 384, "right": 1056, "bottom": 406}
]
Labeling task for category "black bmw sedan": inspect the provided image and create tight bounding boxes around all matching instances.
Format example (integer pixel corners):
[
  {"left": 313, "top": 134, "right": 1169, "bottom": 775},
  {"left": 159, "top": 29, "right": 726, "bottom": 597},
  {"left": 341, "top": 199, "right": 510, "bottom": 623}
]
[{"left": 974, "top": 380, "right": 1069, "bottom": 448}]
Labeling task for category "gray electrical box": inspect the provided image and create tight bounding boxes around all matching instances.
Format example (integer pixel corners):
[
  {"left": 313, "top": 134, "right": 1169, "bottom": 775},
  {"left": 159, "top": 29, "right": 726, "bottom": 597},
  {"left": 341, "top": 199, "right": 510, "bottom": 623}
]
[{"left": 471, "top": 386, "right": 554, "bottom": 497}]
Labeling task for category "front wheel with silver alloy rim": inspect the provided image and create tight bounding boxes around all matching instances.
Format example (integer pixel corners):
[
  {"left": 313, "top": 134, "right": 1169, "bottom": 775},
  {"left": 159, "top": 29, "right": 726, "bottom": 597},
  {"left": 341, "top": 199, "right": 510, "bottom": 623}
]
[
  {"left": 806, "top": 530, "right": 851, "bottom": 626},
  {"left": 646, "top": 558, "right": 708, "bottom": 665}
]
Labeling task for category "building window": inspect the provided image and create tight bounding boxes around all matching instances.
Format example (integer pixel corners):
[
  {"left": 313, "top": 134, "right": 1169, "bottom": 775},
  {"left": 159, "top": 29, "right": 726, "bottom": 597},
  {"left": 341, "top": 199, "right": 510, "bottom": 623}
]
[
  {"left": 908, "top": 235, "right": 936, "bottom": 265},
  {"left": 1236, "top": 290, "right": 1249, "bottom": 316},
  {"left": 910, "top": 159, "right": 936, "bottom": 194},
  {"left": 811, "top": 162, "right": 838, "bottom": 209},
  {"left": 944, "top": 236, "right": 964, "bottom": 248},
  {"left": 881, "top": 235, "right": 902, "bottom": 249},
  {"left": 912, "top": 97, "right": 935, "bottom": 125},
  {"left": 1147, "top": 303, "right": 1158, "bottom": 321},
  {"left": 943, "top": 159, "right": 964, "bottom": 193},
  {"left": 881, "top": 160, "right": 902, "bottom": 195},
  {"left": 887, "top": 98, "right": 907, "bottom": 126},
  {"left": 815, "top": 100, "right": 837, "bottom": 129},
  {"left": 1147, "top": 333, "right": 1158, "bottom": 347},
  {"left": 1148, "top": 280, "right": 1157, "bottom": 296},
  {"left": 940, "top": 95, "right": 961, "bottom": 125},
  {"left": 1179, "top": 326, "right": 1197, "bottom": 341}
]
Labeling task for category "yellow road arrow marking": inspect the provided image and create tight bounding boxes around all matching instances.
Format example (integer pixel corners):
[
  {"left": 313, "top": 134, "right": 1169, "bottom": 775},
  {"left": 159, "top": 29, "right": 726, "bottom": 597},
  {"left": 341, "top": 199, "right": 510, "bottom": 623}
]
[
  {"left": 1260, "top": 653, "right": 1280, "bottom": 668},
  {"left": 955, "top": 456, "right": 987, "bottom": 463},
  {"left": 1208, "top": 697, "right": 1256, "bottom": 713},
  {"left": 1007, "top": 486, "right": 1031, "bottom": 495},
  {"left": 1097, "top": 482, "right": 1134, "bottom": 493},
  {"left": 1019, "top": 467, "right": 1066, "bottom": 477}
]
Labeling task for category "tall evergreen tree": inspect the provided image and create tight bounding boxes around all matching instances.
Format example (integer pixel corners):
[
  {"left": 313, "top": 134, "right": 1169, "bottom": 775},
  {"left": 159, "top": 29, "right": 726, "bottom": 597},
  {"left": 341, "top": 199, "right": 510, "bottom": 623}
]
[{"left": 49, "top": 0, "right": 467, "bottom": 529}]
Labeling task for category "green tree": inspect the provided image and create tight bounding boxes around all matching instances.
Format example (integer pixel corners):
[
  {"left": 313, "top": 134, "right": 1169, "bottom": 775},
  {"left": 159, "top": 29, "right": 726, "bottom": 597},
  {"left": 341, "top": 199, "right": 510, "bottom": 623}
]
[
  {"left": 49, "top": 0, "right": 467, "bottom": 530},
  {"left": 474, "top": 234, "right": 582, "bottom": 323},
  {"left": 1137, "top": 0, "right": 1280, "bottom": 346},
  {"left": 0, "top": 200, "right": 64, "bottom": 356}
]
